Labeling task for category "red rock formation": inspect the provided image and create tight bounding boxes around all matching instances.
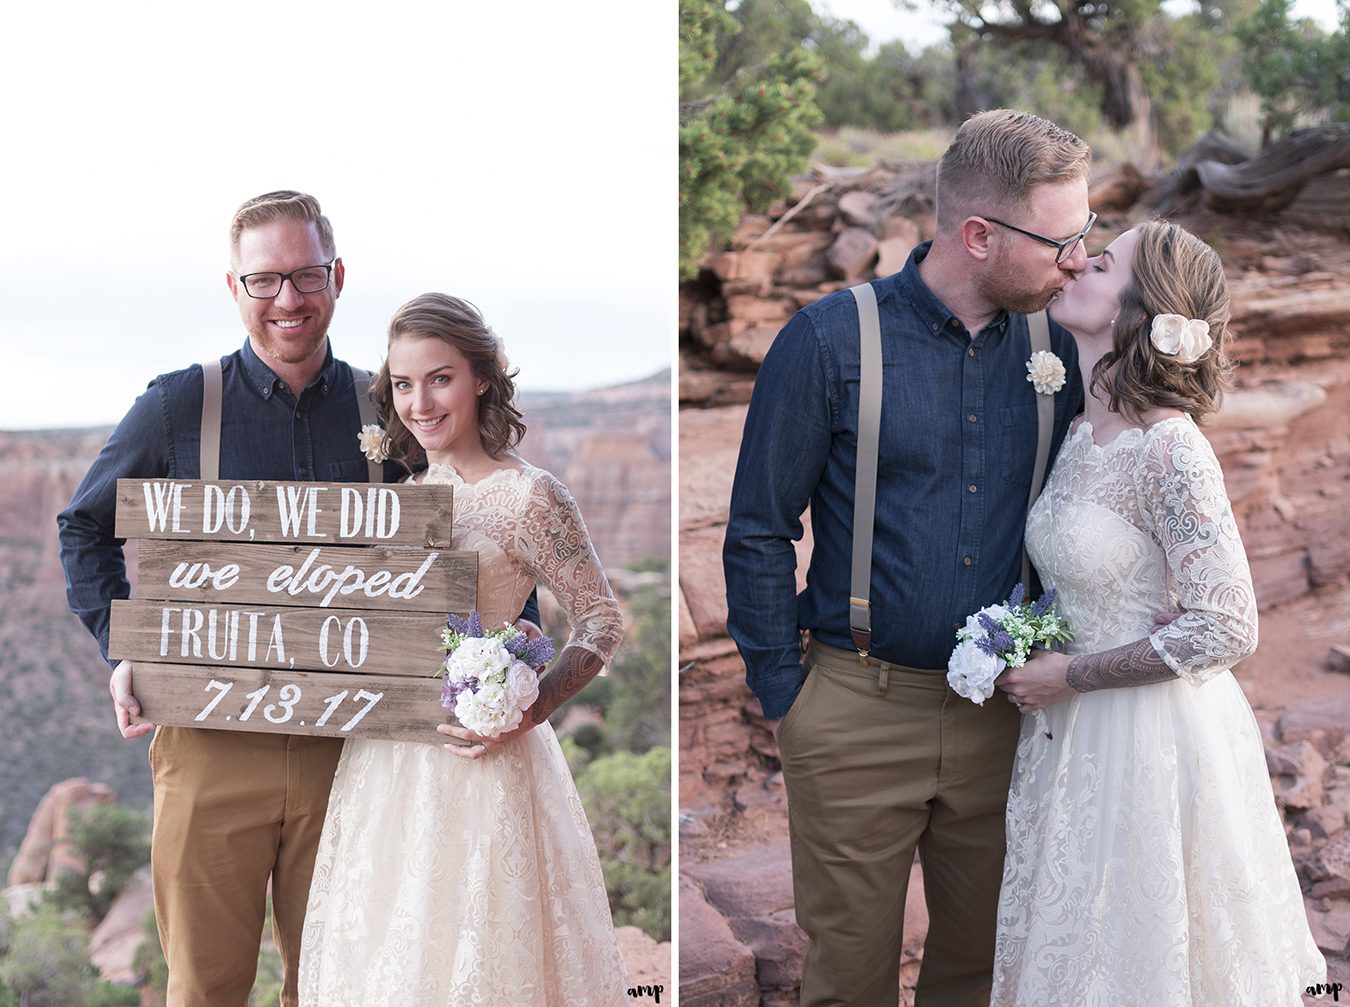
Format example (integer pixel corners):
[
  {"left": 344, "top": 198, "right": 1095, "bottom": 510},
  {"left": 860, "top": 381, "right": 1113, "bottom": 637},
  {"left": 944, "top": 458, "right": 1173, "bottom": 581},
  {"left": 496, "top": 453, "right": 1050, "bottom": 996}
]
[
  {"left": 7, "top": 777, "right": 115, "bottom": 886},
  {"left": 88, "top": 868, "right": 153, "bottom": 984}
]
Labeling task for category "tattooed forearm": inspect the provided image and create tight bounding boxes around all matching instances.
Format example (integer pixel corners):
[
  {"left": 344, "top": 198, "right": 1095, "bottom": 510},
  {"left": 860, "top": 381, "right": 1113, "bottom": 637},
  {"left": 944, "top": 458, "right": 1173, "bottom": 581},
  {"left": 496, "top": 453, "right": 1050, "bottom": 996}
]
[
  {"left": 531, "top": 647, "right": 606, "bottom": 725},
  {"left": 1066, "top": 638, "right": 1178, "bottom": 693}
]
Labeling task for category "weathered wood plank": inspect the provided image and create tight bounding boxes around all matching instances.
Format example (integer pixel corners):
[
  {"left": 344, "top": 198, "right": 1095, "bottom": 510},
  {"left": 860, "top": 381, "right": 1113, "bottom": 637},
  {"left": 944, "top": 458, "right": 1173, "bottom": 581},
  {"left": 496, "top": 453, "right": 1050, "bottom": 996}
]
[
  {"left": 129, "top": 663, "right": 453, "bottom": 743},
  {"left": 114, "top": 478, "right": 453, "bottom": 546},
  {"left": 109, "top": 599, "right": 449, "bottom": 676},
  {"left": 134, "top": 540, "right": 476, "bottom": 613}
]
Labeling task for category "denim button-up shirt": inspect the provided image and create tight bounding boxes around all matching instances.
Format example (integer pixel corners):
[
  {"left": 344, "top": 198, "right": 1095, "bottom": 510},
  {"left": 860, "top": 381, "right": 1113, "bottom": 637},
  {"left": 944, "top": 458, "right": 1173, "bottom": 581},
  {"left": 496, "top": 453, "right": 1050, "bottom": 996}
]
[
  {"left": 59, "top": 339, "right": 404, "bottom": 665},
  {"left": 723, "top": 242, "right": 1085, "bottom": 719}
]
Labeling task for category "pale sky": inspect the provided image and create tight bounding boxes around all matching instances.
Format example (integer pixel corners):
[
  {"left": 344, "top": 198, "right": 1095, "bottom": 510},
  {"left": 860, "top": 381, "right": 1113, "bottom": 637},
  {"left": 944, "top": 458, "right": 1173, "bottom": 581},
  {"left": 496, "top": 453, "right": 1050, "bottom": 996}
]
[{"left": 0, "top": 3, "right": 672, "bottom": 431}]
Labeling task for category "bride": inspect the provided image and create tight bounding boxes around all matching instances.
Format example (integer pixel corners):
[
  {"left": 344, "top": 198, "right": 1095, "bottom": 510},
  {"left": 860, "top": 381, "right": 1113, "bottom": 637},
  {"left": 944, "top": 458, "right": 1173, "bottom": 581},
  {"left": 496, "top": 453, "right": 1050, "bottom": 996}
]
[
  {"left": 992, "top": 220, "right": 1325, "bottom": 1004},
  {"left": 298, "top": 293, "right": 629, "bottom": 1005}
]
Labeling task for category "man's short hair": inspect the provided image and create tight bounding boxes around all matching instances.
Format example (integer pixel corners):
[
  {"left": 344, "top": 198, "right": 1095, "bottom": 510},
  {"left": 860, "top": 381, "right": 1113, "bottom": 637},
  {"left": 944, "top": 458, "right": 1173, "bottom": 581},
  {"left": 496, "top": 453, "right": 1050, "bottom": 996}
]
[
  {"left": 935, "top": 110, "right": 1091, "bottom": 231},
  {"left": 229, "top": 190, "right": 336, "bottom": 264}
]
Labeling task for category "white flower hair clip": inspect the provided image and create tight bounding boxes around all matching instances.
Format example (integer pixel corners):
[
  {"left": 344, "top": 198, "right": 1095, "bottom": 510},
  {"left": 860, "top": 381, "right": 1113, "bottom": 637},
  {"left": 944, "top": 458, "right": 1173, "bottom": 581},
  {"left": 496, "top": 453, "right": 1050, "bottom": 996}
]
[
  {"left": 1026, "top": 350, "right": 1067, "bottom": 395},
  {"left": 358, "top": 423, "right": 389, "bottom": 463},
  {"left": 1150, "top": 313, "right": 1212, "bottom": 364}
]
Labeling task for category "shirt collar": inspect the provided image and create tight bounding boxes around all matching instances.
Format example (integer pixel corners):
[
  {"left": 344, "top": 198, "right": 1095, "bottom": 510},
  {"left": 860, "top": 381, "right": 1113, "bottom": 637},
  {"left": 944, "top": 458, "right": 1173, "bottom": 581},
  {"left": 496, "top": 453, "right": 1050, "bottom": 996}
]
[
  {"left": 239, "top": 338, "right": 338, "bottom": 400},
  {"left": 892, "top": 241, "right": 1011, "bottom": 342}
]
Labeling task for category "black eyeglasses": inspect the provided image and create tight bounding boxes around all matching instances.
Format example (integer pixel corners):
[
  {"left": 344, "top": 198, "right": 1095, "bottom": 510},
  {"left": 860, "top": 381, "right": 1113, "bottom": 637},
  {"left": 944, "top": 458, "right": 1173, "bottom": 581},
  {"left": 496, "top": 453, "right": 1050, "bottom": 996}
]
[
  {"left": 983, "top": 211, "right": 1098, "bottom": 265},
  {"left": 235, "top": 259, "right": 337, "bottom": 299}
]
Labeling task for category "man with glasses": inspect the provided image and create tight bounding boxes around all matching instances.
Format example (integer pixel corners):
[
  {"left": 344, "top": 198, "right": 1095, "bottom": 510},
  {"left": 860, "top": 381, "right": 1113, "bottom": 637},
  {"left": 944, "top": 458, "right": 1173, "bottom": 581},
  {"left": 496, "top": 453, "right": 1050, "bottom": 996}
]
[
  {"left": 724, "top": 110, "right": 1092, "bottom": 1006},
  {"left": 58, "top": 191, "right": 537, "bottom": 1005},
  {"left": 56, "top": 191, "right": 374, "bottom": 1006}
]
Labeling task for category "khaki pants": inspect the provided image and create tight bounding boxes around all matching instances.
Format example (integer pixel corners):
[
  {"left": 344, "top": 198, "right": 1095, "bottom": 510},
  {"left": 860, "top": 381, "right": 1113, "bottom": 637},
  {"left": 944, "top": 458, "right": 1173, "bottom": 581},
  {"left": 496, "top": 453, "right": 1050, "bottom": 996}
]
[
  {"left": 149, "top": 726, "right": 344, "bottom": 1007},
  {"left": 778, "top": 639, "right": 1022, "bottom": 1007}
]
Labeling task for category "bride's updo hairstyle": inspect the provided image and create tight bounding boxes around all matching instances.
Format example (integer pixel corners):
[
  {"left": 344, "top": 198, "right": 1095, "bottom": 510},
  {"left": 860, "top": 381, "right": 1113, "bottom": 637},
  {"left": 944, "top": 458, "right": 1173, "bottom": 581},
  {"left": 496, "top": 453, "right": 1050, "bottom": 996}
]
[
  {"left": 1091, "top": 220, "right": 1235, "bottom": 423},
  {"left": 371, "top": 293, "right": 527, "bottom": 471}
]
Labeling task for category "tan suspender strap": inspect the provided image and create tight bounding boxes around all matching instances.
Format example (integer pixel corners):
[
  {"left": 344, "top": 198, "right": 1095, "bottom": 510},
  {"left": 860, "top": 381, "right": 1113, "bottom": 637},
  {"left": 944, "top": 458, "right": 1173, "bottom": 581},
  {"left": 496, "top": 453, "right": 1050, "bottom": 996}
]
[
  {"left": 351, "top": 368, "right": 382, "bottom": 482},
  {"left": 848, "top": 282, "right": 883, "bottom": 658},
  {"left": 199, "top": 358, "right": 223, "bottom": 482},
  {"left": 1023, "top": 309, "right": 1054, "bottom": 590}
]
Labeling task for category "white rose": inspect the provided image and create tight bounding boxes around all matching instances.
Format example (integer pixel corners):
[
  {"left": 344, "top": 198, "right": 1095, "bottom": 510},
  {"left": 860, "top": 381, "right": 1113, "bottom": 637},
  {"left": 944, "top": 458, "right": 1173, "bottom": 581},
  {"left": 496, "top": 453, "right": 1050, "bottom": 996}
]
[
  {"left": 454, "top": 690, "right": 489, "bottom": 733},
  {"left": 1025, "top": 350, "right": 1066, "bottom": 395},
  {"left": 449, "top": 638, "right": 512, "bottom": 680},
  {"left": 475, "top": 677, "right": 509, "bottom": 711},
  {"left": 506, "top": 661, "right": 540, "bottom": 711},
  {"left": 1150, "top": 313, "right": 1212, "bottom": 364},
  {"left": 442, "top": 649, "right": 477, "bottom": 685},
  {"left": 946, "top": 639, "right": 1006, "bottom": 705},
  {"left": 958, "top": 604, "right": 1009, "bottom": 642}
]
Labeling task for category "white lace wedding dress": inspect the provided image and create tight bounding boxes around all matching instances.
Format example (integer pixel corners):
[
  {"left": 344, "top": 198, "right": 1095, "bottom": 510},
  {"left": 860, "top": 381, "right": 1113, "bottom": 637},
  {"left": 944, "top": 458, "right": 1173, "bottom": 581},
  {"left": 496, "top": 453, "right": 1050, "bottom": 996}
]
[
  {"left": 992, "top": 416, "right": 1325, "bottom": 1006},
  {"left": 298, "top": 463, "right": 628, "bottom": 1006}
]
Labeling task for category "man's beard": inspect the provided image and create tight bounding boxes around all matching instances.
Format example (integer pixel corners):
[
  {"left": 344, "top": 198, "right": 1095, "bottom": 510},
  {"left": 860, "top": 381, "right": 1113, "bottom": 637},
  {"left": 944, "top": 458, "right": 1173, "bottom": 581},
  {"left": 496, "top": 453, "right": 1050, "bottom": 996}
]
[
  {"left": 976, "top": 247, "right": 1064, "bottom": 314},
  {"left": 251, "top": 320, "right": 329, "bottom": 366}
]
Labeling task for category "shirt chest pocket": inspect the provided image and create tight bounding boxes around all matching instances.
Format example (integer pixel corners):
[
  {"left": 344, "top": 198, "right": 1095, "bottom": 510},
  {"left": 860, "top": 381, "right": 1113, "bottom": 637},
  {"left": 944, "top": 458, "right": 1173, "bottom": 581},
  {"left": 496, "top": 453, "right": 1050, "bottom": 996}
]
[
  {"left": 328, "top": 459, "right": 373, "bottom": 481},
  {"left": 999, "top": 405, "right": 1040, "bottom": 486}
]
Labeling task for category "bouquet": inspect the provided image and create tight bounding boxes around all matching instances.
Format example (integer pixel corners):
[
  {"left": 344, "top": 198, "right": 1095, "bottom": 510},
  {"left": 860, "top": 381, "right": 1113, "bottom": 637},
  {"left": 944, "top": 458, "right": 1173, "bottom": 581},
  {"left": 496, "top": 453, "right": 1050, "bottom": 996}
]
[
  {"left": 947, "top": 584, "right": 1072, "bottom": 735},
  {"left": 438, "top": 611, "right": 555, "bottom": 738}
]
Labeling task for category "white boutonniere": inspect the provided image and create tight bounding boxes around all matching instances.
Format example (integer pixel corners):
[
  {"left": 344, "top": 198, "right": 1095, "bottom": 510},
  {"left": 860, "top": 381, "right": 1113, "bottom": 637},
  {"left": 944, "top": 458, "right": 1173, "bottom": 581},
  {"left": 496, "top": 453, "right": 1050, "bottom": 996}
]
[
  {"left": 1150, "top": 313, "right": 1212, "bottom": 364},
  {"left": 357, "top": 423, "right": 389, "bottom": 463},
  {"left": 1026, "top": 350, "right": 1067, "bottom": 395}
]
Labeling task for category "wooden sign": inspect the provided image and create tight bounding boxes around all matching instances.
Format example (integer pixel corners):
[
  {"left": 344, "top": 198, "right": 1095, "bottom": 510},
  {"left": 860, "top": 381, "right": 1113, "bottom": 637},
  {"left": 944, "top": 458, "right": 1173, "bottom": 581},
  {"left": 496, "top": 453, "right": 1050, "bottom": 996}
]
[
  {"left": 109, "top": 479, "right": 473, "bottom": 742},
  {"left": 127, "top": 664, "right": 447, "bottom": 743},
  {"left": 114, "top": 479, "right": 451, "bottom": 545}
]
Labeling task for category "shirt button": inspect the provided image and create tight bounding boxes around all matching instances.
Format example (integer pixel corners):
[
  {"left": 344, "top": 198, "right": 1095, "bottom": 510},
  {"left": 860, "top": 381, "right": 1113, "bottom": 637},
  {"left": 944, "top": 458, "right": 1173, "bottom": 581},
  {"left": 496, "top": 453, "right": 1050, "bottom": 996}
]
[
  {"left": 299, "top": 467, "right": 309, "bottom": 477},
  {"left": 968, "top": 414, "right": 977, "bottom": 423},
  {"left": 968, "top": 484, "right": 977, "bottom": 493},
  {"left": 963, "top": 556, "right": 973, "bottom": 566},
  {"left": 262, "top": 387, "right": 271, "bottom": 398},
  {"left": 296, "top": 412, "right": 306, "bottom": 421},
  {"left": 931, "top": 322, "right": 939, "bottom": 332},
  {"left": 967, "top": 348, "right": 975, "bottom": 358}
]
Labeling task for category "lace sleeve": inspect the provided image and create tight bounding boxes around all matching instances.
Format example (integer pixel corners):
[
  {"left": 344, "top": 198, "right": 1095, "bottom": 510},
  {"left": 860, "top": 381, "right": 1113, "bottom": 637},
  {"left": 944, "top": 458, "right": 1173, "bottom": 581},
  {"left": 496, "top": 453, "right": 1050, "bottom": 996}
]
[
  {"left": 1135, "top": 421, "right": 1258, "bottom": 686},
  {"left": 514, "top": 470, "right": 624, "bottom": 669}
]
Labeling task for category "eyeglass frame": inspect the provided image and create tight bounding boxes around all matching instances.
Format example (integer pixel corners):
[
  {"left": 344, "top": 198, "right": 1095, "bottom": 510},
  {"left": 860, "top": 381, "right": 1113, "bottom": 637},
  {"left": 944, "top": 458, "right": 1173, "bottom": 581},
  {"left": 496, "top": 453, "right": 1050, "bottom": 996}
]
[
  {"left": 234, "top": 259, "right": 338, "bottom": 299},
  {"left": 981, "top": 211, "right": 1098, "bottom": 265}
]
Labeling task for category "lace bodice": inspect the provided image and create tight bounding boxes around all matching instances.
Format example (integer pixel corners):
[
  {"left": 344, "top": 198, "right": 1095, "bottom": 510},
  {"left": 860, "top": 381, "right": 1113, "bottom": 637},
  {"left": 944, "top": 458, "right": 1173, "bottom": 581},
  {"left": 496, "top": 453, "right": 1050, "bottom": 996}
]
[
  {"left": 418, "top": 462, "right": 624, "bottom": 668},
  {"left": 1025, "top": 416, "right": 1257, "bottom": 685}
]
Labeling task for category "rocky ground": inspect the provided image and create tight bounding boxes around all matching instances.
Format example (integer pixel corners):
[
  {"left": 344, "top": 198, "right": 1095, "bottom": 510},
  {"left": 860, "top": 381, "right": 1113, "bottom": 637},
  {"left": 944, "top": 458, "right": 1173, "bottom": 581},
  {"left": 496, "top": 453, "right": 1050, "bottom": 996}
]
[{"left": 678, "top": 161, "right": 1350, "bottom": 1005}]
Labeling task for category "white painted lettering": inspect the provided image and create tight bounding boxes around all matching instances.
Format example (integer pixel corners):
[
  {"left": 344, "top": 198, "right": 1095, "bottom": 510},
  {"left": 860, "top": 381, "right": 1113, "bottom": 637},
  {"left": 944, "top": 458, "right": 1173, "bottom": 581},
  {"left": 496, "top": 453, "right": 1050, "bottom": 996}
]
[
  {"left": 264, "top": 616, "right": 286, "bottom": 663},
  {"left": 158, "top": 607, "right": 179, "bottom": 657}
]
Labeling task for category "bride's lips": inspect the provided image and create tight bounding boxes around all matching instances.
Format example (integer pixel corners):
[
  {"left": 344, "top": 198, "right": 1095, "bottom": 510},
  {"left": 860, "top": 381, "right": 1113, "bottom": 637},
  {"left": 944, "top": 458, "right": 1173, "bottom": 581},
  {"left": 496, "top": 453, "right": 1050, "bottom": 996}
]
[{"left": 412, "top": 415, "right": 446, "bottom": 432}]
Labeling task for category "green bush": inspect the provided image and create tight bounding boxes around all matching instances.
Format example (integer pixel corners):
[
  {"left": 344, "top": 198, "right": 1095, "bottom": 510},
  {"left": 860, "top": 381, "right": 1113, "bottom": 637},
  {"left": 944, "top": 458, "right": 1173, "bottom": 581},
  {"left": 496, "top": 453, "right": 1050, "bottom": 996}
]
[
  {"left": 44, "top": 803, "right": 150, "bottom": 923},
  {"left": 575, "top": 747, "right": 672, "bottom": 941},
  {"left": 0, "top": 906, "right": 100, "bottom": 1007},
  {"left": 680, "top": 0, "right": 823, "bottom": 277}
]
